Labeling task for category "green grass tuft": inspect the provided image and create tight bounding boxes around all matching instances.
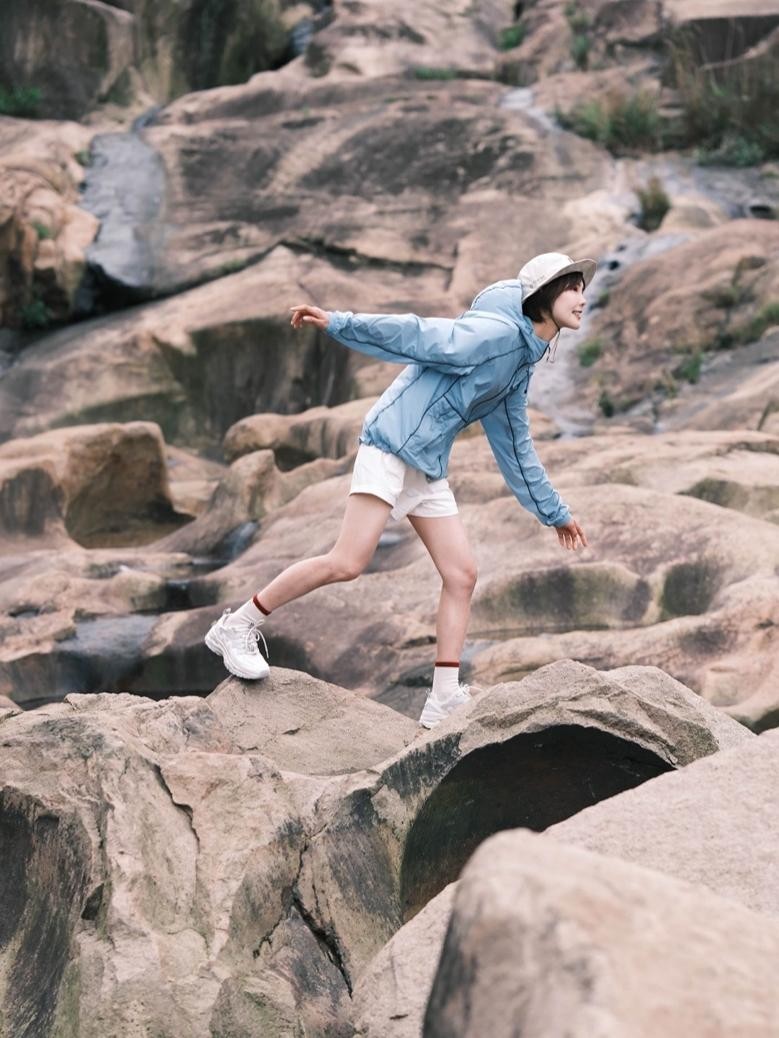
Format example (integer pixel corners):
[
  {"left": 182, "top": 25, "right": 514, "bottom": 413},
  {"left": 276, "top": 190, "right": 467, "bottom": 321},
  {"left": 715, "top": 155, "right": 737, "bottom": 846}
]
[
  {"left": 0, "top": 85, "right": 42, "bottom": 118},
  {"left": 636, "top": 176, "right": 670, "bottom": 231},
  {"left": 577, "top": 338, "right": 603, "bottom": 367}
]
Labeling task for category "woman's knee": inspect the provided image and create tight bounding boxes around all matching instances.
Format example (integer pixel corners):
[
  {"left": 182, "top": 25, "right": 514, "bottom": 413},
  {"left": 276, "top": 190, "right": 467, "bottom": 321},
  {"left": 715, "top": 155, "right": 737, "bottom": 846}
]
[
  {"left": 443, "top": 559, "right": 478, "bottom": 595},
  {"left": 325, "top": 551, "right": 366, "bottom": 583}
]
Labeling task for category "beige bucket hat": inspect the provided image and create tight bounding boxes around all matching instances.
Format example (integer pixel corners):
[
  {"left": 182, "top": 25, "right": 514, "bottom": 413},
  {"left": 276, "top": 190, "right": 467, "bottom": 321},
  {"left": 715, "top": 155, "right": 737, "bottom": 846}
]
[{"left": 517, "top": 252, "right": 597, "bottom": 298}]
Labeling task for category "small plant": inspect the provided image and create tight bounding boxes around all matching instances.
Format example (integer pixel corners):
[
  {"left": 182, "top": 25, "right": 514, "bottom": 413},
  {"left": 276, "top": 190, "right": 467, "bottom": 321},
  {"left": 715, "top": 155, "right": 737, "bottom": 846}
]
[
  {"left": 570, "top": 33, "right": 591, "bottom": 70},
  {"left": 703, "top": 281, "right": 754, "bottom": 310},
  {"left": 32, "top": 220, "right": 54, "bottom": 241},
  {"left": 0, "top": 85, "right": 42, "bottom": 117},
  {"left": 596, "top": 289, "right": 610, "bottom": 308},
  {"left": 597, "top": 389, "right": 615, "bottom": 418},
  {"left": 672, "top": 350, "right": 702, "bottom": 384},
  {"left": 737, "top": 301, "right": 779, "bottom": 345},
  {"left": 696, "top": 135, "right": 766, "bottom": 168},
  {"left": 219, "top": 257, "right": 247, "bottom": 276},
  {"left": 577, "top": 338, "right": 603, "bottom": 367},
  {"left": 75, "top": 149, "right": 92, "bottom": 167},
  {"left": 556, "top": 90, "right": 663, "bottom": 154},
  {"left": 564, "top": 2, "right": 591, "bottom": 31},
  {"left": 635, "top": 176, "right": 670, "bottom": 231},
  {"left": 412, "top": 67, "right": 458, "bottom": 80},
  {"left": 499, "top": 22, "right": 527, "bottom": 50},
  {"left": 20, "top": 298, "right": 52, "bottom": 330}
]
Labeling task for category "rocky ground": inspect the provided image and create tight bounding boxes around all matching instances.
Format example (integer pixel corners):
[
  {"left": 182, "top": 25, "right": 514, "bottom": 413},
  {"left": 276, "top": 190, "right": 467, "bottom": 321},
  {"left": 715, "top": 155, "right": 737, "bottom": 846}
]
[{"left": 1, "top": 0, "right": 779, "bottom": 1035}]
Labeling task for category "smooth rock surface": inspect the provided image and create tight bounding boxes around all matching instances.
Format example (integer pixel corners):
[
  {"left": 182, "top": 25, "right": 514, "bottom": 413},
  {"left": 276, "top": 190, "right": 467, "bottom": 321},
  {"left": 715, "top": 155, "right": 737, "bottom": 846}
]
[{"left": 424, "top": 829, "right": 779, "bottom": 1037}]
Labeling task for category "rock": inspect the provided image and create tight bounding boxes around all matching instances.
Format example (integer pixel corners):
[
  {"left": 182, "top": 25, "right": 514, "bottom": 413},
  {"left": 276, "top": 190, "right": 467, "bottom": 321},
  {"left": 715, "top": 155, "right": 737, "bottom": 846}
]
[
  {"left": 352, "top": 884, "right": 457, "bottom": 1038},
  {"left": 157, "top": 448, "right": 352, "bottom": 556},
  {"left": 0, "top": 245, "right": 414, "bottom": 448},
  {"left": 224, "top": 397, "right": 375, "bottom": 467},
  {"left": 0, "top": 691, "right": 347, "bottom": 1036},
  {"left": 549, "top": 721, "right": 779, "bottom": 914},
  {"left": 206, "top": 668, "right": 419, "bottom": 775},
  {"left": 0, "top": 117, "right": 97, "bottom": 328},
  {"left": 164, "top": 445, "right": 226, "bottom": 518},
  {"left": 0, "top": 0, "right": 294, "bottom": 120},
  {"left": 290, "top": 660, "right": 748, "bottom": 986},
  {"left": 578, "top": 220, "right": 779, "bottom": 417},
  {"left": 140, "top": 73, "right": 609, "bottom": 295},
  {"left": 0, "top": 422, "right": 188, "bottom": 546},
  {"left": 284, "top": 0, "right": 509, "bottom": 81},
  {"left": 0, "top": 1, "right": 136, "bottom": 120},
  {"left": 423, "top": 829, "right": 779, "bottom": 1037}
]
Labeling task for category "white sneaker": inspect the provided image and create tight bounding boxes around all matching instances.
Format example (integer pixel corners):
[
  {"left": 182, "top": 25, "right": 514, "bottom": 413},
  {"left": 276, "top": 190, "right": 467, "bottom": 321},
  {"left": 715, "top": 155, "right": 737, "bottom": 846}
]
[
  {"left": 205, "top": 608, "right": 270, "bottom": 680},
  {"left": 419, "top": 683, "right": 472, "bottom": 729}
]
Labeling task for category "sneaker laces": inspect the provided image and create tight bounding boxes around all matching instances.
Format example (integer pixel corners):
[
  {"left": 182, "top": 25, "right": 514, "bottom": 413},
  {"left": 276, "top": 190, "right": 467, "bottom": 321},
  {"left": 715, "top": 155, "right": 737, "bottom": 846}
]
[{"left": 221, "top": 608, "right": 270, "bottom": 660}]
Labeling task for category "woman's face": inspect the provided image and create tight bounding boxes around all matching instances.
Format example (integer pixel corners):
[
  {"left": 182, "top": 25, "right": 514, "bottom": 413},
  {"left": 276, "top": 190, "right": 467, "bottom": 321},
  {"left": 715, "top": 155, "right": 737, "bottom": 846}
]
[{"left": 551, "top": 281, "right": 586, "bottom": 331}]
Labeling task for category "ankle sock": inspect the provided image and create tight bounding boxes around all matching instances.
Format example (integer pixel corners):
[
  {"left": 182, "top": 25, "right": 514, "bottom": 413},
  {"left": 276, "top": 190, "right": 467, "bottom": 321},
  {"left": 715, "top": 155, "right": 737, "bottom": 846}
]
[
  {"left": 432, "top": 661, "right": 460, "bottom": 701},
  {"left": 230, "top": 595, "right": 270, "bottom": 626}
]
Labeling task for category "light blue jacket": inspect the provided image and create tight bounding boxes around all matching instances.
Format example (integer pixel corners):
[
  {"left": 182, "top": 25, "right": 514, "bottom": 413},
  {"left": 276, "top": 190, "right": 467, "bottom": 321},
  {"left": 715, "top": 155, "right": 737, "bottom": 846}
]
[{"left": 326, "top": 279, "right": 571, "bottom": 527}]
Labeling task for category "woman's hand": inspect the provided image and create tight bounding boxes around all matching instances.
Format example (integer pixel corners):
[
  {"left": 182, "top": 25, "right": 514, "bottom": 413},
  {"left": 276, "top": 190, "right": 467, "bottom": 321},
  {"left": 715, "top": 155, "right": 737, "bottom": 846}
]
[
  {"left": 555, "top": 518, "right": 587, "bottom": 551},
  {"left": 290, "top": 304, "right": 331, "bottom": 330}
]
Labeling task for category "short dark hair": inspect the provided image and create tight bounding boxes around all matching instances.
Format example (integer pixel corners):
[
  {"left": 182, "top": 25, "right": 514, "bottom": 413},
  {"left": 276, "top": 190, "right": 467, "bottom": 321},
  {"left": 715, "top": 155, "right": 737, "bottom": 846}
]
[{"left": 522, "top": 271, "right": 584, "bottom": 322}]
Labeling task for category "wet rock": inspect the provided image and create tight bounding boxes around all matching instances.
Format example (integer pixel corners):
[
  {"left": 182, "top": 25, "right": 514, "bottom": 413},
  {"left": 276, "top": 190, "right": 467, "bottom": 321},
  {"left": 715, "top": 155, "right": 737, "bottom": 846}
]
[
  {"left": 424, "top": 828, "right": 779, "bottom": 1037},
  {"left": 0, "top": 422, "right": 188, "bottom": 547}
]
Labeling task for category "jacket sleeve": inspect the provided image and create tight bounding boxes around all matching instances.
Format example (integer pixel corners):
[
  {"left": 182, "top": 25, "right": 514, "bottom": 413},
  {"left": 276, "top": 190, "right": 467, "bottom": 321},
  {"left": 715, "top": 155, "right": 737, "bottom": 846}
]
[
  {"left": 481, "top": 382, "right": 572, "bottom": 527},
  {"left": 326, "top": 310, "right": 514, "bottom": 374}
]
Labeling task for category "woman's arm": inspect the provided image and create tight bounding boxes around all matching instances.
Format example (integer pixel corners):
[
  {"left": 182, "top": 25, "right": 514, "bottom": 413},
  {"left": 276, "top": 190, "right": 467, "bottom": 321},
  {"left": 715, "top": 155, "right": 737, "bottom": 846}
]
[
  {"left": 481, "top": 382, "right": 586, "bottom": 548},
  {"left": 289, "top": 303, "right": 517, "bottom": 374}
]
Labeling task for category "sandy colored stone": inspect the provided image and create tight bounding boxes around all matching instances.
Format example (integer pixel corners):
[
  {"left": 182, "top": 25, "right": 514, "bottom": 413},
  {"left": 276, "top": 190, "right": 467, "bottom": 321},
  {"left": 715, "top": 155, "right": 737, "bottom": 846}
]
[
  {"left": 0, "top": 691, "right": 347, "bottom": 1037},
  {"left": 0, "top": 422, "right": 187, "bottom": 546},
  {"left": 206, "top": 668, "right": 420, "bottom": 775},
  {"left": 577, "top": 220, "right": 779, "bottom": 416},
  {"left": 550, "top": 722, "right": 779, "bottom": 914},
  {"left": 0, "top": 117, "right": 97, "bottom": 327},
  {"left": 224, "top": 396, "right": 375, "bottom": 466},
  {"left": 352, "top": 884, "right": 456, "bottom": 1038},
  {"left": 424, "top": 829, "right": 779, "bottom": 1037},
  {"left": 291, "top": 660, "right": 748, "bottom": 987}
]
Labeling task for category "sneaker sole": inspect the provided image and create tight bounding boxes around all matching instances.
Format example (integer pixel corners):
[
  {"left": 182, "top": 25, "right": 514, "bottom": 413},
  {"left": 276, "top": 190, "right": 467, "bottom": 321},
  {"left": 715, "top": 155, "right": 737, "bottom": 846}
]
[{"left": 205, "top": 627, "right": 269, "bottom": 680}]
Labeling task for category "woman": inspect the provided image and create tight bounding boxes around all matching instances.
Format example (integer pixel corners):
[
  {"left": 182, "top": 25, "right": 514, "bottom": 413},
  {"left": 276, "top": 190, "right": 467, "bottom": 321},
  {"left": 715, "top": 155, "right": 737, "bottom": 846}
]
[{"left": 205, "top": 252, "right": 594, "bottom": 727}]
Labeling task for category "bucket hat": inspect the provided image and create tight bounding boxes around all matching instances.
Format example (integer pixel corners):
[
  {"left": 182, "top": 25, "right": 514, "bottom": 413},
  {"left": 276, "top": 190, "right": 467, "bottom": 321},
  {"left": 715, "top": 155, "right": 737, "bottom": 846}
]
[{"left": 517, "top": 252, "right": 597, "bottom": 299}]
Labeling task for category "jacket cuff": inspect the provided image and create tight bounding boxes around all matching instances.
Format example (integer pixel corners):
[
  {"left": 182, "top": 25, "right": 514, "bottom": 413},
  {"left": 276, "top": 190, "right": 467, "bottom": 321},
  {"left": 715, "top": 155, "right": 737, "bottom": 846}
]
[{"left": 327, "top": 310, "right": 352, "bottom": 336}]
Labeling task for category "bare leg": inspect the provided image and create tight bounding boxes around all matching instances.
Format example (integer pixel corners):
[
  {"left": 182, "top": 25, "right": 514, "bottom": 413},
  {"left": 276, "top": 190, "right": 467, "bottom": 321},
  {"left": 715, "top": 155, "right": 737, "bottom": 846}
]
[
  {"left": 257, "top": 493, "right": 393, "bottom": 611},
  {"left": 408, "top": 513, "right": 478, "bottom": 661}
]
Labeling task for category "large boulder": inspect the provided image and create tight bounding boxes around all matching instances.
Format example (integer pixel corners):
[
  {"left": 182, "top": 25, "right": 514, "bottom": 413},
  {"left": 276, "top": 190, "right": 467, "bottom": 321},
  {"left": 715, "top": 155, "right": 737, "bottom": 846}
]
[
  {"left": 549, "top": 720, "right": 779, "bottom": 913},
  {"left": 424, "top": 828, "right": 779, "bottom": 1037},
  {"left": 0, "top": 0, "right": 295, "bottom": 121},
  {"left": 288, "top": 660, "right": 748, "bottom": 986},
  {"left": 0, "top": 422, "right": 187, "bottom": 547}
]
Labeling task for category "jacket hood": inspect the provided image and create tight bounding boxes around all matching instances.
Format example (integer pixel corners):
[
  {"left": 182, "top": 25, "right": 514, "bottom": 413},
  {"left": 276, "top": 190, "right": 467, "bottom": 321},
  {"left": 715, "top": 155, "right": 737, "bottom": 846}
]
[
  {"left": 469, "top": 278, "right": 549, "bottom": 360},
  {"left": 469, "top": 279, "right": 525, "bottom": 323}
]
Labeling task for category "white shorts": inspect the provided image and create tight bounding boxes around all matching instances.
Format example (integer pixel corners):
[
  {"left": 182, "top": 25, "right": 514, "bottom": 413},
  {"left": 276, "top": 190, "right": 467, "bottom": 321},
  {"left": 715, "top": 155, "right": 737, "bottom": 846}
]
[{"left": 349, "top": 443, "right": 458, "bottom": 521}]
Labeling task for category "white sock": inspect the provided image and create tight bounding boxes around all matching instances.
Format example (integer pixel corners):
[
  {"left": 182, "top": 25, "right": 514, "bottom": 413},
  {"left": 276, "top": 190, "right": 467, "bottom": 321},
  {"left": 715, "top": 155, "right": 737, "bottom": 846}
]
[
  {"left": 431, "top": 663, "right": 460, "bottom": 701},
  {"left": 228, "top": 597, "right": 267, "bottom": 627}
]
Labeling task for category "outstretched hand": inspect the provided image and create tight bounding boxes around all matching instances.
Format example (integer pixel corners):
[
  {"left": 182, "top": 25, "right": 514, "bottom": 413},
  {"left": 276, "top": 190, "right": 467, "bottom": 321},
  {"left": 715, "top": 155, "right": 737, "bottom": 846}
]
[
  {"left": 555, "top": 518, "right": 588, "bottom": 551},
  {"left": 290, "top": 304, "right": 331, "bottom": 330}
]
